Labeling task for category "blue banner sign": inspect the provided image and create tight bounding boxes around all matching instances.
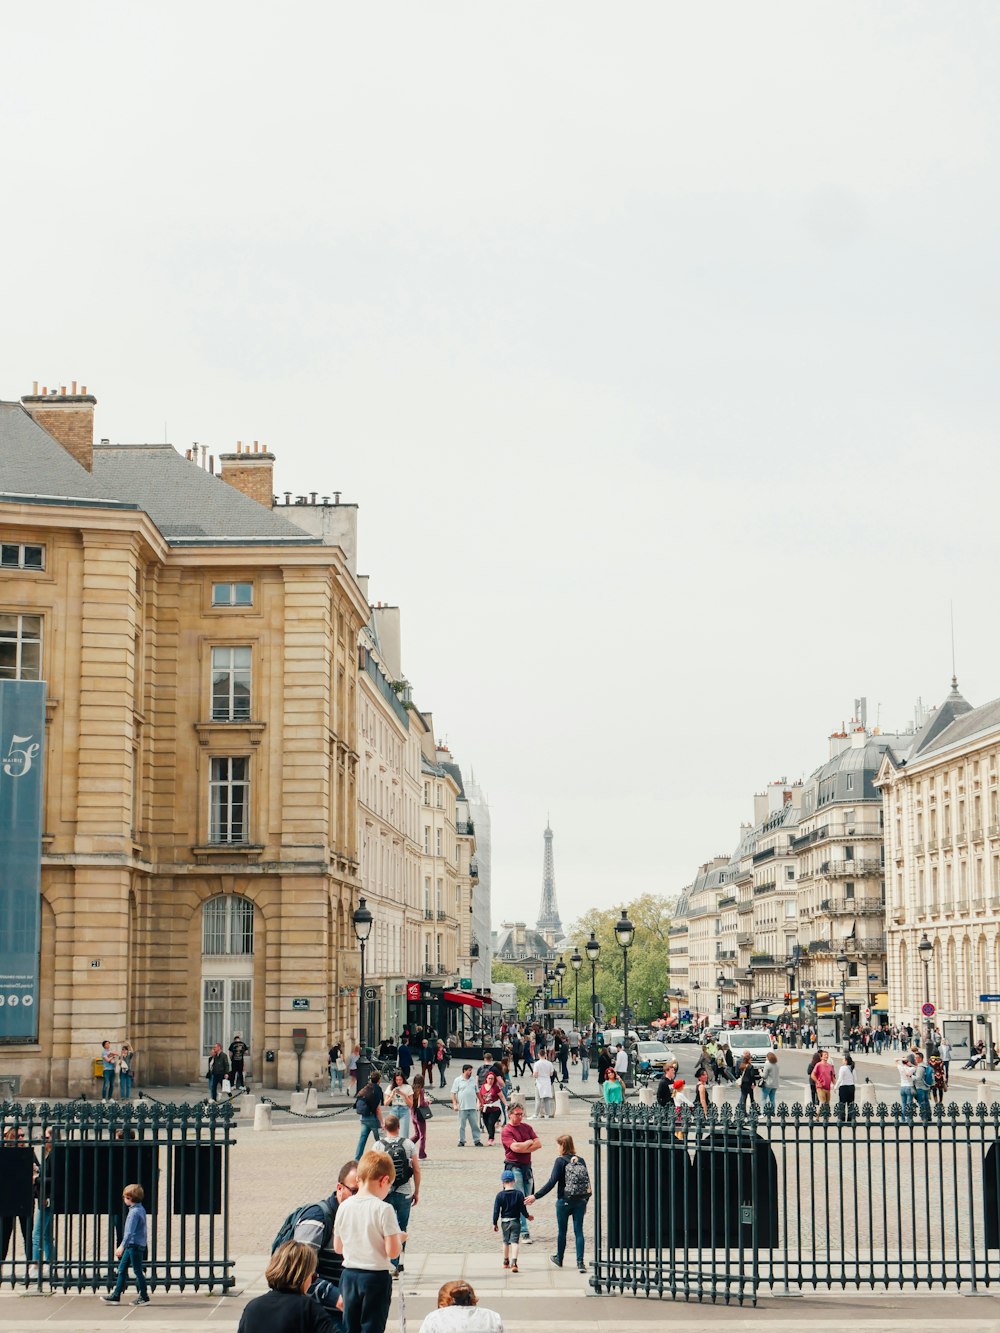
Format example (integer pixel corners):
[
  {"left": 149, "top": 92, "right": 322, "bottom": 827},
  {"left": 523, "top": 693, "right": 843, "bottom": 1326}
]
[{"left": 0, "top": 681, "right": 46, "bottom": 1042}]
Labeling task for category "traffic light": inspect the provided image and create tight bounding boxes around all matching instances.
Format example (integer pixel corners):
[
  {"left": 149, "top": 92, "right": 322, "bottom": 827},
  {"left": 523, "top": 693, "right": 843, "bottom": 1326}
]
[{"left": 784, "top": 992, "right": 791, "bottom": 1003}]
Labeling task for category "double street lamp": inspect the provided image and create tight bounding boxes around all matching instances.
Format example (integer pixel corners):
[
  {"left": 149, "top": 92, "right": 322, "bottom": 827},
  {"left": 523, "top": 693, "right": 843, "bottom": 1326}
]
[
  {"left": 615, "top": 909, "right": 635, "bottom": 1045},
  {"left": 716, "top": 971, "right": 726, "bottom": 1028},
  {"left": 352, "top": 896, "right": 374, "bottom": 1088},
  {"left": 746, "top": 965, "right": 755, "bottom": 1023},
  {"left": 692, "top": 980, "right": 700, "bottom": 1027},
  {"left": 585, "top": 932, "right": 601, "bottom": 1027},
  {"left": 555, "top": 955, "right": 567, "bottom": 1000},
  {"left": 570, "top": 948, "right": 583, "bottom": 1029},
  {"left": 787, "top": 959, "right": 798, "bottom": 1046}
]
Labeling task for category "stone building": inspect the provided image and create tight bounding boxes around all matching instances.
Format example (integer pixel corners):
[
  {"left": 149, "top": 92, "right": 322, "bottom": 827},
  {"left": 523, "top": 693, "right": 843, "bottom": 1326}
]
[
  {"left": 878, "top": 683, "right": 1000, "bottom": 1032},
  {"left": 0, "top": 388, "right": 368, "bottom": 1094}
]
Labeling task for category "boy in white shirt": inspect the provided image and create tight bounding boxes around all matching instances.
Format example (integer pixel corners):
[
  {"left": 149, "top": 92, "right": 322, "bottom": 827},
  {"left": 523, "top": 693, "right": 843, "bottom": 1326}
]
[{"left": 334, "top": 1149, "right": 403, "bottom": 1333}]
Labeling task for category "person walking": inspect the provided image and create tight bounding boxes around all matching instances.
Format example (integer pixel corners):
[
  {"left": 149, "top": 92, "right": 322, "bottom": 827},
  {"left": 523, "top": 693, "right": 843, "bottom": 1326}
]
[
  {"left": 397, "top": 1039, "right": 414, "bottom": 1085},
  {"left": 118, "top": 1043, "right": 135, "bottom": 1100},
  {"left": 478, "top": 1072, "right": 506, "bottom": 1145},
  {"left": 526, "top": 1133, "right": 591, "bottom": 1273},
  {"left": 100, "top": 1183, "right": 150, "bottom": 1306},
  {"left": 737, "top": 1054, "right": 760, "bottom": 1112},
  {"left": 938, "top": 1039, "right": 952, "bottom": 1085},
  {"left": 348, "top": 1045, "right": 360, "bottom": 1093},
  {"left": 805, "top": 1049, "right": 821, "bottom": 1105},
  {"left": 760, "top": 1051, "right": 780, "bottom": 1112},
  {"left": 379, "top": 1115, "right": 419, "bottom": 1276},
  {"left": 452, "top": 1065, "right": 484, "bottom": 1147},
  {"left": 835, "top": 1053, "right": 856, "bottom": 1117},
  {"left": 29, "top": 1127, "right": 55, "bottom": 1282},
  {"left": 410, "top": 1076, "right": 431, "bottom": 1160},
  {"left": 499, "top": 1104, "right": 541, "bottom": 1246},
  {"left": 579, "top": 1034, "right": 591, "bottom": 1083},
  {"left": 354, "top": 1072, "right": 385, "bottom": 1160},
  {"left": 420, "top": 1039, "right": 434, "bottom": 1084},
  {"left": 530, "top": 1053, "right": 555, "bottom": 1119},
  {"left": 435, "top": 1041, "right": 449, "bottom": 1089},
  {"left": 386, "top": 1070, "right": 414, "bottom": 1142},
  {"left": 930, "top": 1054, "right": 947, "bottom": 1105},
  {"left": 811, "top": 1050, "right": 835, "bottom": 1106},
  {"left": 492, "top": 1169, "right": 531, "bottom": 1274},
  {"left": 329, "top": 1043, "right": 346, "bottom": 1094},
  {"left": 913, "top": 1052, "right": 933, "bottom": 1117},
  {"left": 206, "top": 1044, "right": 230, "bottom": 1101}
]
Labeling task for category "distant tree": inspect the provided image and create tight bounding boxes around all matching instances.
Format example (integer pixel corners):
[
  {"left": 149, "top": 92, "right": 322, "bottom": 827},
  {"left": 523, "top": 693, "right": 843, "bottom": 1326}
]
[{"left": 567, "top": 894, "right": 675, "bottom": 1027}]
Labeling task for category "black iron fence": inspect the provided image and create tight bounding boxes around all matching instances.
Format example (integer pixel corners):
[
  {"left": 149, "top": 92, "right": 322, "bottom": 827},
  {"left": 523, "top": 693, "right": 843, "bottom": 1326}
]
[
  {"left": 591, "top": 1100, "right": 1000, "bottom": 1303},
  {"left": 0, "top": 1099, "right": 235, "bottom": 1294}
]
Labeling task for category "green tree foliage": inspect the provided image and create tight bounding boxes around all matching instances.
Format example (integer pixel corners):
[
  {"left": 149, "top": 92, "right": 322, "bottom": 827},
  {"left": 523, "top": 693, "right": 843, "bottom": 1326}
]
[
  {"left": 490, "top": 961, "right": 536, "bottom": 1017},
  {"left": 566, "top": 893, "right": 675, "bottom": 1026}
]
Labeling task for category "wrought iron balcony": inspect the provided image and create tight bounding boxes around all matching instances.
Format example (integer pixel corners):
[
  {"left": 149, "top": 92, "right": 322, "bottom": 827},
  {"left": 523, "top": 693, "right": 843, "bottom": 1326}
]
[
  {"left": 819, "top": 897, "right": 885, "bottom": 916},
  {"left": 819, "top": 859, "right": 883, "bottom": 878},
  {"left": 750, "top": 952, "right": 776, "bottom": 965},
  {"left": 737, "top": 932, "right": 753, "bottom": 947},
  {"left": 752, "top": 846, "right": 777, "bottom": 865},
  {"left": 754, "top": 881, "right": 777, "bottom": 895}
]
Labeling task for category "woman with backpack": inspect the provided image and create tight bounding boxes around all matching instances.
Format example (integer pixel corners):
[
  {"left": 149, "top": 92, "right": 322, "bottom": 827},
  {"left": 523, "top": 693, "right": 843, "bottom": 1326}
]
[
  {"left": 410, "top": 1075, "right": 431, "bottom": 1160},
  {"left": 526, "top": 1133, "right": 591, "bottom": 1273}
]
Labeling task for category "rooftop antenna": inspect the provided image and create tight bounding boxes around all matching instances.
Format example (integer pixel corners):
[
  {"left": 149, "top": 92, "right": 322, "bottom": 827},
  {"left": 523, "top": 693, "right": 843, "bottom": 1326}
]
[{"left": 951, "top": 600, "right": 958, "bottom": 691}]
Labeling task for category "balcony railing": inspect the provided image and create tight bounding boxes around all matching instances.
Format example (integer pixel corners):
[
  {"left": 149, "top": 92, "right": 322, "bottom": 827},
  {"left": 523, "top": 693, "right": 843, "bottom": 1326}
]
[
  {"left": 456, "top": 820, "right": 475, "bottom": 836},
  {"left": 754, "top": 881, "right": 776, "bottom": 896},
  {"left": 717, "top": 948, "right": 737, "bottom": 961},
  {"left": 423, "top": 909, "right": 434, "bottom": 919},
  {"left": 719, "top": 894, "right": 737, "bottom": 908},
  {"left": 737, "top": 932, "right": 753, "bottom": 947},
  {"left": 819, "top": 897, "right": 885, "bottom": 916},
  {"left": 437, "top": 909, "right": 447, "bottom": 920},
  {"left": 750, "top": 952, "right": 776, "bottom": 965},
  {"left": 819, "top": 859, "right": 883, "bottom": 878},
  {"left": 808, "top": 939, "right": 833, "bottom": 954},
  {"left": 752, "top": 846, "right": 777, "bottom": 865}
]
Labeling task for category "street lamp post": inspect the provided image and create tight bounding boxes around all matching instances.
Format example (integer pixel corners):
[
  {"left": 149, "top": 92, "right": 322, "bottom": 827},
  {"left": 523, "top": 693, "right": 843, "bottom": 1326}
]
[
  {"left": 555, "top": 955, "right": 567, "bottom": 1002},
  {"left": 837, "top": 951, "right": 850, "bottom": 1050},
  {"left": 570, "top": 948, "right": 583, "bottom": 1029},
  {"left": 746, "top": 966, "right": 755, "bottom": 1024},
  {"left": 919, "top": 933, "right": 934, "bottom": 1050},
  {"left": 585, "top": 931, "right": 601, "bottom": 1028},
  {"left": 352, "top": 895, "right": 374, "bottom": 1088},
  {"left": 615, "top": 909, "right": 635, "bottom": 1047},
  {"left": 787, "top": 960, "right": 798, "bottom": 1047},
  {"left": 716, "top": 971, "right": 726, "bottom": 1028},
  {"left": 692, "top": 980, "right": 700, "bottom": 1029}
]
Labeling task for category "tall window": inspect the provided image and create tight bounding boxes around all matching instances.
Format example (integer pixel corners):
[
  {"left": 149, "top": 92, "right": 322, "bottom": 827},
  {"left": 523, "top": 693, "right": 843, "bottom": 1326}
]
[
  {"left": 211, "top": 646, "right": 251, "bottom": 721},
  {"left": 202, "top": 894, "right": 254, "bottom": 955},
  {"left": 0, "top": 613, "right": 41, "bottom": 680},
  {"left": 435, "top": 828, "right": 442, "bottom": 856},
  {"left": 209, "top": 757, "right": 249, "bottom": 843}
]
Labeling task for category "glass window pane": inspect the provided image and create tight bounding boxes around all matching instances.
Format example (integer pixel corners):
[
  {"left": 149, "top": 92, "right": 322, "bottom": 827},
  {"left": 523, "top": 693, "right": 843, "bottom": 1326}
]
[
  {"left": 22, "top": 546, "right": 43, "bottom": 569},
  {"left": 202, "top": 979, "right": 225, "bottom": 1055},
  {"left": 0, "top": 644, "right": 16, "bottom": 679},
  {"left": 21, "top": 616, "right": 41, "bottom": 636},
  {"left": 233, "top": 583, "right": 252, "bottom": 605},
  {"left": 19, "top": 642, "right": 40, "bottom": 681},
  {"left": 229, "top": 980, "right": 252, "bottom": 1050},
  {"left": 203, "top": 898, "right": 226, "bottom": 954},
  {"left": 1, "top": 545, "right": 18, "bottom": 567}
]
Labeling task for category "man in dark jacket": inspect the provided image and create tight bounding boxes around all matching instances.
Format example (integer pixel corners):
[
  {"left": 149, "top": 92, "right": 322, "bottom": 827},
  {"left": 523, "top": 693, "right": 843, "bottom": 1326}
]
[
  {"left": 206, "top": 1044, "right": 229, "bottom": 1101},
  {"left": 289, "top": 1159, "right": 359, "bottom": 1327}
]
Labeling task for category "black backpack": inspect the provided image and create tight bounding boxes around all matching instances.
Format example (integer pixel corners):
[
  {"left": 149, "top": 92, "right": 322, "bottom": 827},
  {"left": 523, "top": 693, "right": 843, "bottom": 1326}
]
[
  {"left": 271, "top": 1199, "right": 333, "bottom": 1253},
  {"left": 563, "top": 1155, "right": 591, "bottom": 1200},
  {"left": 381, "top": 1136, "right": 413, "bottom": 1188}
]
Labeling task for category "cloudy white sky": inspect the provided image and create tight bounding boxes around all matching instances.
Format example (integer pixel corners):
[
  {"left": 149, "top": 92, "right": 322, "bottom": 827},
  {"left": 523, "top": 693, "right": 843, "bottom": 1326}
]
[{"left": 4, "top": 4, "right": 1000, "bottom": 928}]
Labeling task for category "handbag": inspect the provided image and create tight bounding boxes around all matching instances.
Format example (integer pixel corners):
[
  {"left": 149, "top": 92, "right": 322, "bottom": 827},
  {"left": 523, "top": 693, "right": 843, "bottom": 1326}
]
[
  {"left": 221, "top": 1076, "right": 232, "bottom": 1095},
  {"left": 416, "top": 1104, "right": 432, "bottom": 1121},
  {"left": 336, "top": 1058, "right": 346, "bottom": 1072}
]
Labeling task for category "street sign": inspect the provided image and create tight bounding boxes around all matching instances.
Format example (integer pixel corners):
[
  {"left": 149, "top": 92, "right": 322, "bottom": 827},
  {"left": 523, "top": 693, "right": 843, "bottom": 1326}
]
[
  {"left": 863, "top": 1007, "right": 871, "bottom": 1019},
  {"left": 291, "top": 997, "right": 310, "bottom": 1010},
  {"left": 980, "top": 994, "right": 1000, "bottom": 1003},
  {"left": 921, "top": 1002, "right": 936, "bottom": 1018},
  {"left": 364, "top": 986, "right": 378, "bottom": 1000}
]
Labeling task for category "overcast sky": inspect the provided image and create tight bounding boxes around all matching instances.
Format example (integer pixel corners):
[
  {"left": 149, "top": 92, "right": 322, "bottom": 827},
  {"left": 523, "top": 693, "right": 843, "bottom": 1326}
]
[{"left": 4, "top": 5, "right": 1000, "bottom": 931}]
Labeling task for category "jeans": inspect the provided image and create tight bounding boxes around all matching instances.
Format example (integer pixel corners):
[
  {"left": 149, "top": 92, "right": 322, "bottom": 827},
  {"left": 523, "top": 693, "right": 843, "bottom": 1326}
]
[
  {"left": 581, "top": 1056, "right": 590, "bottom": 1082},
  {"left": 340, "top": 1266, "right": 392, "bottom": 1333},
  {"left": 761, "top": 1086, "right": 776, "bottom": 1111},
  {"left": 915, "top": 1088, "right": 930, "bottom": 1117},
  {"left": 330, "top": 1066, "right": 344, "bottom": 1092},
  {"left": 111, "top": 1243, "right": 148, "bottom": 1300},
  {"left": 555, "top": 1197, "right": 587, "bottom": 1265},
  {"left": 32, "top": 1207, "right": 54, "bottom": 1263},
  {"left": 102, "top": 1069, "right": 115, "bottom": 1099},
  {"left": 900, "top": 1087, "right": 914, "bottom": 1117},
  {"left": 355, "top": 1115, "right": 382, "bottom": 1160},
  {"left": 386, "top": 1191, "right": 412, "bottom": 1269},
  {"left": 119, "top": 1073, "right": 133, "bottom": 1099},
  {"left": 508, "top": 1164, "right": 533, "bottom": 1235},
  {"left": 457, "top": 1108, "right": 481, "bottom": 1145},
  {"left": 482, "top": 1106, "right": 502, "bottom": 1141}
]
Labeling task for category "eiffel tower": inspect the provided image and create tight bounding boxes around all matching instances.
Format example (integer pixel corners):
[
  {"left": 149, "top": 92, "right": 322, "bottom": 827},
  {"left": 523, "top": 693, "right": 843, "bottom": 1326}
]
[{"left": 536, "top": 820, "right": 563, "bottom": 940}]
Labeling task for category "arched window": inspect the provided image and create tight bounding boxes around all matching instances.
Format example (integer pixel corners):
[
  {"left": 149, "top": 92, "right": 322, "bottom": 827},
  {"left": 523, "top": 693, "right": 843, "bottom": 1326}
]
[{"left": 203, "top": 895, "right": 254, "bottom": 956}]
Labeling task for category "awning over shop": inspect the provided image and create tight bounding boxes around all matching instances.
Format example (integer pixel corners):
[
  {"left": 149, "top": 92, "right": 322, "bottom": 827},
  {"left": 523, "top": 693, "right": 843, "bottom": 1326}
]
[{"left": 442, "top": 990, "right": 483, "bottom": 1008}]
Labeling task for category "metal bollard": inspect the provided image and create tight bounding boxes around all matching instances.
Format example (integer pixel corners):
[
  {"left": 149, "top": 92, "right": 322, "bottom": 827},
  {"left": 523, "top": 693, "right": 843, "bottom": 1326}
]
[{"left": 254, "top": 1102, "right": 273, "bottom": 1132}]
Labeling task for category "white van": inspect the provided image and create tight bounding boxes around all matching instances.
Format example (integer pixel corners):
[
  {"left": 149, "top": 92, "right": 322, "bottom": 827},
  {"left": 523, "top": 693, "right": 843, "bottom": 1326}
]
[{"left": 725, "top": 1030, "right": 774, "bottom": 1067}]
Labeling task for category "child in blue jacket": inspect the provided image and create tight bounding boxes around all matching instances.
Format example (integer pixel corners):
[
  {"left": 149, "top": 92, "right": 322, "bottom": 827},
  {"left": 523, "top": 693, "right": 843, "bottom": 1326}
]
[{"left": 101, "top": 1183, "right": 150, "bottom": 1305}]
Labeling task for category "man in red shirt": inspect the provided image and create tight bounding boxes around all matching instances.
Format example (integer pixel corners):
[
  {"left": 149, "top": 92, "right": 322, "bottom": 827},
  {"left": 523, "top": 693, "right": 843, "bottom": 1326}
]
[
  {"left": 500, "top": 1103, "right": 541, "bottom": 1245},
  {"left": 811, "top": 1050, "right": 835, "bottom": 1104}
]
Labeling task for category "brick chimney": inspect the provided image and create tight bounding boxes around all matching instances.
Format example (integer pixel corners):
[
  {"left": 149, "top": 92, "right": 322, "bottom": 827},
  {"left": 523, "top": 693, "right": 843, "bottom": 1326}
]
[
  {"left": 218, "top": 440, "right": 275, "bottom": 508},
  {"left": 22, "top": 382, "right": 96, "bottom": 471}
]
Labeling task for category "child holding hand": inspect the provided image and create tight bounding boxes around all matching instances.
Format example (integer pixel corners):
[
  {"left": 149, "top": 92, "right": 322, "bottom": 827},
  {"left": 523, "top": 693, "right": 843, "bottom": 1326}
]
[{"left": 492, "top": 1168, "right": 532, "bottom": 1274}]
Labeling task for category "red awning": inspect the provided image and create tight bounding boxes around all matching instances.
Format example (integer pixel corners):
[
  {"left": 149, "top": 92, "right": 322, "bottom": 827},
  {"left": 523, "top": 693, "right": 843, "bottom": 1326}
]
[{"left": 442, "top": 990, "right": 483, "bottom": 1008}]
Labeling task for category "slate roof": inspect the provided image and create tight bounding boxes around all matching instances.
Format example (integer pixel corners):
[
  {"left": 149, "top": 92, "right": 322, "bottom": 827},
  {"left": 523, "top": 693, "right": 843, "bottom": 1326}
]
[
  {"left": 0, "top": 402, "right": 130, "bottom": 508},
  {"left": 492, "top": 925, "right": 557, "bottom": 960},
  {"left": 911, "top": 692, "right": 1000, "bottom": 760},
  {"left": 0, "top": 403, "right": 323, "bottom": 548},
  {"left": 92, "top": 444, "right": 320, "bottom": 546}
]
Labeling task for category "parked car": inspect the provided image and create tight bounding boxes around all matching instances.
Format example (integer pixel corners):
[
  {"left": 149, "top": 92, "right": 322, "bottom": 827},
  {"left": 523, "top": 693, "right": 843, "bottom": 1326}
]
[{"left": 635, "top": 1040, "right": 676, "bottom": 1073}]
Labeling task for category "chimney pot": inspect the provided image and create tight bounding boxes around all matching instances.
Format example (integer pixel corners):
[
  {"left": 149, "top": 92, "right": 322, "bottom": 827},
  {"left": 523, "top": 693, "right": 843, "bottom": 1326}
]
[
  {"left": 236, "top": 440, "right": 242, "bottom": 454},
  {"left": 284, "top": 492, "right": 291, "bottom": 504},
  {"left": 72, "top": 381, "right": 77, "bottom": 394},
  {"left": 334, "top": 491, "right": 341, "bottom": 504},
  {"left": 209, "top": 455, "right": 215, "bottom": 475},
  {"left": 81, "top": 385, "right": 87, "bottom": 394},
  {"left": 32, "top": 381, "right": 38, "bottom": 395},
  {"left": 60, "top": 385, "right": 66, "bottom": 395},
  {"left": 310, "top": 492, "right": 317, "bottom": 504},
  {"left": 41, "top": 386, "right": 47, "bottom": 396},
  {"left": 253, "top": 440, "right": 259, "bottom": 453}
]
